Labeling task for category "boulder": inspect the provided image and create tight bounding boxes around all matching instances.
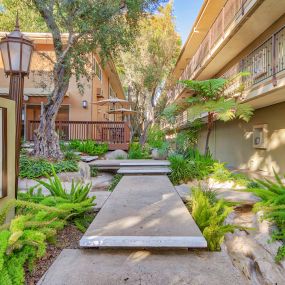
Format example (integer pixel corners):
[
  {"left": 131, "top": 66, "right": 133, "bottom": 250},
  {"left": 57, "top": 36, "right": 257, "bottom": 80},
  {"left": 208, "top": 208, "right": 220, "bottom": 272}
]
[
  {"left": 105, "top": 150, "right": 128, "bottom": 160},
  {"left": 151, "top": 148, "right": 167, "bottom": 160}
]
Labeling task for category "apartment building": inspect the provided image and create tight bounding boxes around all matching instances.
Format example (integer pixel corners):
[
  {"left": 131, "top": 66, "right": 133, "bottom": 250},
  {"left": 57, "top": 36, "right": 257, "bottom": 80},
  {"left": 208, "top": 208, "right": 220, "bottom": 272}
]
[
  {"left": 167, "top": 0, "right": 285, "bottom": 175},
  {"left": 0, "top": 32, "right": 125, "bottom": 141}
]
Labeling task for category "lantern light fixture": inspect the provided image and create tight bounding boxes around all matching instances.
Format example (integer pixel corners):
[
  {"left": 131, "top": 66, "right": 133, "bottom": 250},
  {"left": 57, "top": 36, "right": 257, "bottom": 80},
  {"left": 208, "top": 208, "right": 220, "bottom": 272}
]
[
  {"left": 82, "top": 100, "right": 88, "bottom": 109},
  {"left": 0, "top": 14, "right": 33, "bottom": 76}
]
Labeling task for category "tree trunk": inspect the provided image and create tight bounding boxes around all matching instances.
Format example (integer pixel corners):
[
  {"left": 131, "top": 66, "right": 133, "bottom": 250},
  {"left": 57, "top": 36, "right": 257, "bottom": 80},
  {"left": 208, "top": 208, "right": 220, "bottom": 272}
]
[
  {"left": 139, "top": 120, "right": 152, "bottom": 145},
  {"left": 34, "top": 64, "right": 70, "bottom": 160},
  {"left": 204, "top": 112, "right": 214, "bottom": 155}
]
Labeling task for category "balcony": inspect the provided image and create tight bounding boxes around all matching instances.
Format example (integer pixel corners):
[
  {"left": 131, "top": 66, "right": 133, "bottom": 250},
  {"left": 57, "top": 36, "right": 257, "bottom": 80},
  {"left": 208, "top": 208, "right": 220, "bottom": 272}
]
[
  {"left": 169, "top": 0, "right": 285, "bottom": 102},
  {"left": 164, "top": 25, "right": 285, "bottom": 131}
]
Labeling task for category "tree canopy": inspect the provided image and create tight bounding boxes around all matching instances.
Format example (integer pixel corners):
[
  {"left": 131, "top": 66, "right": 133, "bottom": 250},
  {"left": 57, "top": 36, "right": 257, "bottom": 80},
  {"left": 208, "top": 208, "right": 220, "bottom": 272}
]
[{"left": 117, "top": 1, "right": 181, "bottom": 141}]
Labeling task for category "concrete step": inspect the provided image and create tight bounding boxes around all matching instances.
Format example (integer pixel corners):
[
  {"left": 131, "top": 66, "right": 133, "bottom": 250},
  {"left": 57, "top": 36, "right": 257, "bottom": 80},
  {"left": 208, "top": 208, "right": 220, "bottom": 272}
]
[
  {"left": 90, "top": 159, "right": 170, "bottom": 170},
  {"left": 117, "top": 167, "right": 171, "bottom": 175},
  {"left": 80, "top": 175, "right": 206, "bottom": 249}
]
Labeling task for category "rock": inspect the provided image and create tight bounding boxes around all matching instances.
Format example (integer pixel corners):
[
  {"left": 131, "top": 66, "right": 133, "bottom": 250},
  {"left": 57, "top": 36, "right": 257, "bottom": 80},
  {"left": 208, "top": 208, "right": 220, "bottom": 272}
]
[
  {"left": 216, "top": 188, "right": 260, "bottom": 205},
  {"left": 80, "top": 156, "right": 98, "bottom": 163},
  {"left": 78, "top": 161, "right": 91, "bottom": 182},
  {"left": 90, "top": 173, "right": 114, "bottom": 191},
  {"left": 105, "top": 150, "right": 128, "bottom": 160},
  {"left": 175, "top": 184, "right": 191, "bottom": 202},
  {"left": 224, "top": 205, "right": 285, "bottom": 284},
  {"left": 151, "top": 148, "right": 167, "bottom": 160},
  {"left": 22, "top": 142, "right": 34, "bottom": 148}
]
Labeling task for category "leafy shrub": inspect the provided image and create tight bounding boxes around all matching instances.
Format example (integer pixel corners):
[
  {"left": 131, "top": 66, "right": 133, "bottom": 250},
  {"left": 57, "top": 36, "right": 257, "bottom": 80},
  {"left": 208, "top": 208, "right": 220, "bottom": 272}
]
[
  {"left": 189, "top": 187, "right": 235, "bottom": 251},
  {"left": 63, "top": 150, "right": 80, "bottom": 161},
  {"left": 168, "top": 154, "right": 192, "bottom": 185},
  {"left": 19, "top": 155, "right": 78, "bottom": 179},
  {"left": 146, "top": 126, "right": 166, "bottom": 149},
  {"left": 69, "top": 140, "right": 108, "bottom": 156},
  {"left": 210, "top": 162, "right": 249, "bottom": 186},
  {"left": 108, "top": 174, "right": 123, "bottom": 192},
  {"left": 175, "top": 121, "right": 202, "bottom": 155},
  {"left": 128, "top": 143, "right": 150, "bottom": 159},
  {"left": 90, "top": 166, "right": 98, "bottom": 177},
  {"left": 247, "top": 171, "right": 285, "bottom": 261},
  {"left": 169, "top": 150, "right": 215, "bottom": 185}
]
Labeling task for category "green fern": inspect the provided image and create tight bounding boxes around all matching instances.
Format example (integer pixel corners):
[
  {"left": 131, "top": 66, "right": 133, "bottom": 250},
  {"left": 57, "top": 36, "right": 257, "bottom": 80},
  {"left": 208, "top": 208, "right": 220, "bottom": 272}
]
[
  {"left": 247, "top": 170, "right": 285, "bottom": 261},
  {"left": 189, "top": 187, "right": 235, "bottom": 251}
]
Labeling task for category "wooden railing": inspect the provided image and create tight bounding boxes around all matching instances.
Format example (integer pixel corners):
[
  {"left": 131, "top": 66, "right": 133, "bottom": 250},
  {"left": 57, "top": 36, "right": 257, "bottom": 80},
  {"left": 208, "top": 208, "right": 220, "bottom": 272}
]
[{"left": 27, "top": 120, "right": 131, "bottom": 150}]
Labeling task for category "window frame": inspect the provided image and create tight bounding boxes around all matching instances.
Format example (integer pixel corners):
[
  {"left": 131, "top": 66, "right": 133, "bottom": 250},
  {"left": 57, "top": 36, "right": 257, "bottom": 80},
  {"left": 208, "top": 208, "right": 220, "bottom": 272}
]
[{"left": 0, "top": 107, "right": 7, "bottom": 199}]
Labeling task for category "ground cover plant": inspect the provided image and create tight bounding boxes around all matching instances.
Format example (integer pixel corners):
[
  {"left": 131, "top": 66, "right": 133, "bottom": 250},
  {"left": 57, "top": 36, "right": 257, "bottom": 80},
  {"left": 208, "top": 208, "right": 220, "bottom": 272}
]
[
  {"left": 128, "top": 143, "right": 150, "bottom": 159},
  {"left": 0, "top": 169, "right": 96, "bottom": 284},
  {"left": 169, "top": 147, "right": 250, "bottom": 186},
  {"left": 19, "top": 155, "right": 78, "bottom": 179},
  {"left": 168, "top": 149, "right": 215, "bottom": 185},
  {"left": 69, "top": 140, "right": 108, "bottom": 156},
  {"left": 188, "top": 187, "right": 235, "bottom": 251},
  {"left": 210, "top": 162, "right": 250, "bottom": 186},
  {"left": 108, "top": 174, "right": 123, "bottom": 192},
  {"left": 247, "top": 171, "right": 285, "bottom": 261}
]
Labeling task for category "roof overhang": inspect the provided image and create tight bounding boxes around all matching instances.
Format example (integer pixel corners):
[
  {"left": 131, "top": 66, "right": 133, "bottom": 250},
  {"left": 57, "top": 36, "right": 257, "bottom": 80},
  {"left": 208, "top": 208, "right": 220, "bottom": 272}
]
[{"left": 171, "top": 0, "right": 227, "bottom": 82}]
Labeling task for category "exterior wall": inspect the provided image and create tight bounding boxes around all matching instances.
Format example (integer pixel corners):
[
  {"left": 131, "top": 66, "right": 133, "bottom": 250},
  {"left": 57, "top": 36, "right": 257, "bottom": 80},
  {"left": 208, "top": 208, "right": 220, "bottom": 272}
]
[
  {"left": 198, "top": 101, "right": 285, "bottom": 175},
  {"left": 0, "top": 97, "right": 15, "bottom": 220},
  {"left": 0, "top": 36, "right": 125, "bottom": 124}
]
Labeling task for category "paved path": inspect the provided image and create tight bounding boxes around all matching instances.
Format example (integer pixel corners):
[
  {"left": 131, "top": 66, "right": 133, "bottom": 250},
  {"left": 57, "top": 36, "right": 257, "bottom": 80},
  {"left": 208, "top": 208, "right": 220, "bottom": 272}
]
[
  {"left": 38, "top": 249, "right": 245, "bottom": 285},
  {"left": 80, "top": 175, "right": 206, "bottom": 248}
]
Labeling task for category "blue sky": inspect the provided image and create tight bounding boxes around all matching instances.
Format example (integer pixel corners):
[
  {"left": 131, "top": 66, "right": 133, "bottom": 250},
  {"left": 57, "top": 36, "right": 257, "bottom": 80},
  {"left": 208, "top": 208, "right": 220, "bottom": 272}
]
[{"left": 172, "top": 0, "right": 204, "bottom": 44}]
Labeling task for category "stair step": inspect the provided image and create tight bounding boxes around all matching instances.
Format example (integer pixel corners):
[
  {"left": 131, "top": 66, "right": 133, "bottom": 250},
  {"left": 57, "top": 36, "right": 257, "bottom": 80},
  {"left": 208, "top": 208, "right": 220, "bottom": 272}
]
[{"left": 117, "top": 167, "right": 171, "bottom": 175}]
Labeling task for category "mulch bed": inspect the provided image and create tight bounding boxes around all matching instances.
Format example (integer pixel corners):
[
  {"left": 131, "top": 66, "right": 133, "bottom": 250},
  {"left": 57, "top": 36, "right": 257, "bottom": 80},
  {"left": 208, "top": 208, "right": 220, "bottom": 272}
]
[{"left": 25, "top": 224, "right": 85, "bottom": 285}]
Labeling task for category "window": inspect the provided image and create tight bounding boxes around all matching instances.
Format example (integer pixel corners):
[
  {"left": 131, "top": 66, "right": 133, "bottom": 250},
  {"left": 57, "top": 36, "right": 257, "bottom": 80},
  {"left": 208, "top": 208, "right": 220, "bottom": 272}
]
[
  {"left": 93, "top": 59, "right": 102, "bottom": 81},
  {"left": 0, "top": 107, "right": 7, "bottom": 198},
  {"left": 253, "top": 124, "right": 268, "bottom": 149},
  {"left": 253, "top": 48, "right": 267, "bottom": 79},
  {"left": 109, "top": 85, "right": 116, "bottom": 98}
]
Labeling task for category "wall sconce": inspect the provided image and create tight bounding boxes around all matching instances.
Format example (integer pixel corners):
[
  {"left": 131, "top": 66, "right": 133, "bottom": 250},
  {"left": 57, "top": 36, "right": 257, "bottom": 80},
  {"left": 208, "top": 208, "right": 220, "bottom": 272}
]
[{"left": 82, "top": 100, "right": 88, "bottom": 109}]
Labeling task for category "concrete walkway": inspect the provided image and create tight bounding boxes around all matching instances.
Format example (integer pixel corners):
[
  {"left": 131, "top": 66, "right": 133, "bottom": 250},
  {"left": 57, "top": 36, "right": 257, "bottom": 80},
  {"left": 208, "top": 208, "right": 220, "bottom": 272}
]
[
  {"left": 80, "top": 175, "right": 206, "bottom": 248},
  {"left": 39, "top": 249, "right": 245, "bottom": 285}
]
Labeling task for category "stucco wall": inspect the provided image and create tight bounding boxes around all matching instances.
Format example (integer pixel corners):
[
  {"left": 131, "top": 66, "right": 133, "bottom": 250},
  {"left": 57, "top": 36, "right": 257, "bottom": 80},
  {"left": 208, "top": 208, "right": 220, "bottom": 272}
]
[
  {"left": 198, "top": 101, "right": 285, "bottom": 175},
  {"left": 0, "top": 97, "right": 15, "bottom": 221}
]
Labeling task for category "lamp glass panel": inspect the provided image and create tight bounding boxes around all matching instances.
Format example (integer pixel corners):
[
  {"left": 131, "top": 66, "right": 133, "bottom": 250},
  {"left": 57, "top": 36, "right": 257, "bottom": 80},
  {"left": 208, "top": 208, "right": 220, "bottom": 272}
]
[
  {"left": 22, "top": 44, "right": 32, "bottom": 73},
  {"left": 8, "top": 41, "right": 21, "bottom": 71},
  {"left": 0, "top": 42, "right": 10, "bottom": 72}
]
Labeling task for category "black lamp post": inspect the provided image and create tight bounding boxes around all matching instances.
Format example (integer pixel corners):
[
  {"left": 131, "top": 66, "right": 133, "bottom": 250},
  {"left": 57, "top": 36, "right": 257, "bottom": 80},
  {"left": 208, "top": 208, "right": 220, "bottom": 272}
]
[{"left": 0, "top": 15, "right": 34, "bottom": 194}]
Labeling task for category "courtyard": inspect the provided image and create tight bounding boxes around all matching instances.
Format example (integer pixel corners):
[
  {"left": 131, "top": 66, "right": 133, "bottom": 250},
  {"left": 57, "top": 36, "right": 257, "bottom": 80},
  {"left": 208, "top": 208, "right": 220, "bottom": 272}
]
[{"left": 1, "top": 0, "right": 285, "bottom": 285}]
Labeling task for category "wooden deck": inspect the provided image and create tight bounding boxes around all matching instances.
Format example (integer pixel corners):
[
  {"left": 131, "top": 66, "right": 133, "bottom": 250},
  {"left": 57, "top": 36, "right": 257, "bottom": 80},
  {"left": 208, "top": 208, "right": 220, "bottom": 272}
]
[{"left": 27, "top": 120, "right": 130, "bottom": 150}]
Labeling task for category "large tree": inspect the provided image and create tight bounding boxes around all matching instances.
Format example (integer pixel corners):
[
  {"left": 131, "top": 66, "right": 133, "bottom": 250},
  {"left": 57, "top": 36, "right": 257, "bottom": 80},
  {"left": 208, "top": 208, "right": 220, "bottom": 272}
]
[
  {"left": 0, "top": 0, "right": 164, "bottom": 159},
  {"left": 117, "top": 2, "right": 181, "bottom": 143}
]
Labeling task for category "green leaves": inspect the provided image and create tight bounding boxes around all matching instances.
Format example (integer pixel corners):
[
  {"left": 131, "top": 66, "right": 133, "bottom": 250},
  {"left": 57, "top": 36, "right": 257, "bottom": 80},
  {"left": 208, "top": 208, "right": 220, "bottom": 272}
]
[
  {"left": 189, "top": 187, "right": 235, "bottom": 251},
  {"left": 69, "top": 140, "right": 108, "bottom": 156},
  {"left": 19, "top": 155, "right": 78, "bottom": 179},
  {"left": 247, "top": 171, "right": 285, "bottom": 261}
]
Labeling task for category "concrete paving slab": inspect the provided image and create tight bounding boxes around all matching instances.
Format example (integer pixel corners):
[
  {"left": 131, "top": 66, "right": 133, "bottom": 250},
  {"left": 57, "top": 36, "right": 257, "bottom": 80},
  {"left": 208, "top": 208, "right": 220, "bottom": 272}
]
[
  {"left": 80, "top": 175, "right": 206, "bottom": 248},
  {"left": 117, "top": 167, "right": 171, "bottom": 175},
  {"left": 90, "top": 160, "right": 170, "bottom": 170},
  {"left": 88, "top": 191, "right": 111, "bottom": 212},
  {"left": 80, "top": 156, "right": 98, "bottom": 163},
  {"left": 38, "top": 249, "right": 246, "bottom": 285}
]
